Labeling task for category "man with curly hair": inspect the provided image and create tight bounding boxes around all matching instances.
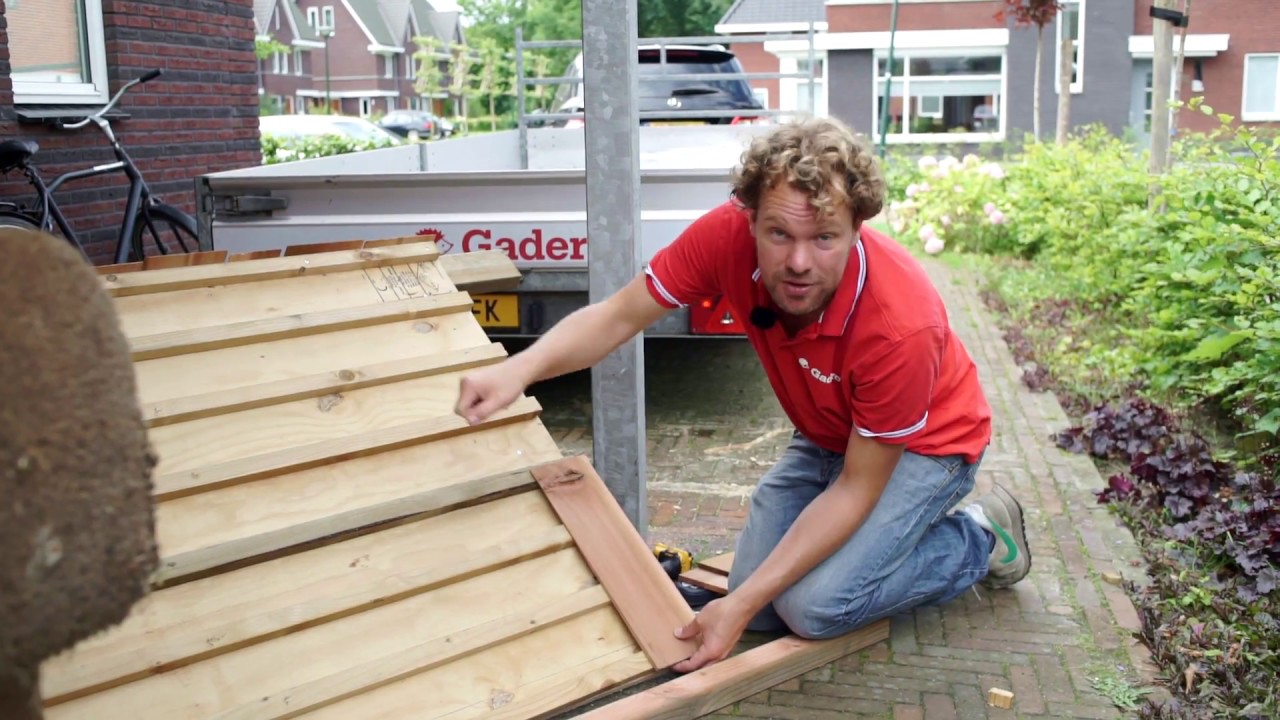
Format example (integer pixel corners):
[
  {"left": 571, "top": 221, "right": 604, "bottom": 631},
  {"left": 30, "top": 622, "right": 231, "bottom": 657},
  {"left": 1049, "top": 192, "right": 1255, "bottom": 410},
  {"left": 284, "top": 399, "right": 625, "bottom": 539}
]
[{"left": 454, "top": 116, "right": 1031, "bottom": 672}]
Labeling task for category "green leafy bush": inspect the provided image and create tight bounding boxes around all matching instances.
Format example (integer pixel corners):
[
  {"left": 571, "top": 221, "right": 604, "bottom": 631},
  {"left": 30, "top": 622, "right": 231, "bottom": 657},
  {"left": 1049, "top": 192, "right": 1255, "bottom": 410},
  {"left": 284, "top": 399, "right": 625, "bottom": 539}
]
[
  {"left": 888, "top": 109, "right": 1280, "bottom": 449},
  {"left": 260, "top": 132, "right": 397, "bottom": 165}
]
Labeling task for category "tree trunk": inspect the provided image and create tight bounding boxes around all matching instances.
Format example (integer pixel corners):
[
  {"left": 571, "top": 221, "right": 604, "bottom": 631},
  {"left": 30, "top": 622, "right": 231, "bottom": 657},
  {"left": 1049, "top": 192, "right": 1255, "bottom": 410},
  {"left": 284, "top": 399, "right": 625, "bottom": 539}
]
[
  {"left": 1169, "top": 0, "right": 1194, "bottom": 157},
  {"left": 1057, "top": 36, "right": 1073, "bottom": 144},
  {"left": 1033, "top": 24, "right": 1043, "bottom": 142},
  {"left": 490, "top": 94, "right": 497, "bottom": 132},
  {"left": 1150, "top": 0, "right": 1177, "bottom": 178}
]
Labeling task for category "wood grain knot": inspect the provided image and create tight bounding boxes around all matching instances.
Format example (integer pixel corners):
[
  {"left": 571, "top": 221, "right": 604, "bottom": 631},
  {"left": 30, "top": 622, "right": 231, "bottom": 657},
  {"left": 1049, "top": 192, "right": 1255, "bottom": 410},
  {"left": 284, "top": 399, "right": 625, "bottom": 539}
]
[{"left": 539, "top": 470, "right": 584, "bottom": 489}]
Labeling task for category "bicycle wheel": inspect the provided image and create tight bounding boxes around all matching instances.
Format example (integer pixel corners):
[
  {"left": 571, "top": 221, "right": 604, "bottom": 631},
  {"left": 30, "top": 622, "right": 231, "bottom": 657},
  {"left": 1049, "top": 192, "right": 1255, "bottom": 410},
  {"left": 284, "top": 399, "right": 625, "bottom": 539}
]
[
  {"left": 0, "top": 210, "right": 40, "bottom": 232},
  {"left": 131, "top": 202, "right": 199, "bottom": 261}
]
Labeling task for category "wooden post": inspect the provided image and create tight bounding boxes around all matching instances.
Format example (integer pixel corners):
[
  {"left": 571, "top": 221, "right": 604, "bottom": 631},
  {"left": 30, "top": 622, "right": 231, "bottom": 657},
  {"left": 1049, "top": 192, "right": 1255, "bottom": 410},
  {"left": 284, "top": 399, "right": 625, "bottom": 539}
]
[
  {"left": 1056, "top": 35, "right": 1073, "bottom": 144},
  {"left": 1169, "top": 0, "right": 1194, "bottom": 147},
  {"left": 1149, "top": 0, "right": 1177, "bottom": 177}
]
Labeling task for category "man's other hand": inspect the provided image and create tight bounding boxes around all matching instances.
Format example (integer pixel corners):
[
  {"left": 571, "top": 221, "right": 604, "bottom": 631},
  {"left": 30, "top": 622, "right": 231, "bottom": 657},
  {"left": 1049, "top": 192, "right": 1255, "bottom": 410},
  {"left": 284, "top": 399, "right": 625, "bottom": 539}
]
[
  {"left": 454, "top": 361, "right": 528, "bottom": 425},
  {"left": 672, "top": 596, "right": 752, "bottom": 673}
]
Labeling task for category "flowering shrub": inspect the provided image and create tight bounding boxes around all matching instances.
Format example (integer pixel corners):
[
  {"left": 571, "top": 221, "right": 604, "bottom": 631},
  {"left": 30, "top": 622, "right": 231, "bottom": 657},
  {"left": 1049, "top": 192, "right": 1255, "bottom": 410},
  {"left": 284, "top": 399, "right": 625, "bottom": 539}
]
[
  {"left": 886, "top": 153, "right": 1017, "bottom": 256},
  {"left": 260, "top": 132, "right": 397, "bottom": 165},
  {"left": 918, "top": 104, "right": 1280, "bottom": 719}
]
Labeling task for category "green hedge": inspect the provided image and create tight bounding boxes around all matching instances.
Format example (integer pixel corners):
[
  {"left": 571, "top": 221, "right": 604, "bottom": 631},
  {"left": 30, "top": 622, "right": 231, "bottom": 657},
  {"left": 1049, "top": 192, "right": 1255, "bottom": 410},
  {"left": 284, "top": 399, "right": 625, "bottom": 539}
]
[
  {"left": 886, "top": 101, "right": 1280, "bottom": 448},
  {"left": 260, "top": 133, "right": 399, "bottom": 165}
]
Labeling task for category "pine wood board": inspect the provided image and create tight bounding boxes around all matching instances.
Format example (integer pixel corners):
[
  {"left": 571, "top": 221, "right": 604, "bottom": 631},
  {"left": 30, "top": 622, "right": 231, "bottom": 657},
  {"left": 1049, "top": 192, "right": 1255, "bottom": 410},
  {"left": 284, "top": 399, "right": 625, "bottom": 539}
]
[
  {"left": 132, "top": 313, "right": 490, "bottom": 412},
  {"left": 697, "top": 552, "right": 734, "bottom": 576},
  {"left": 38, "top": 240, "right": 877, "bottom": 720},
  {"left": 153, "top": 427, "right": 565, "bottom": 583},
  {"left": 578, "top": 620, "right": 892, "bottom": 720},
  {"left": 678, "top": 568, "right": 729, "bottom": 595}
]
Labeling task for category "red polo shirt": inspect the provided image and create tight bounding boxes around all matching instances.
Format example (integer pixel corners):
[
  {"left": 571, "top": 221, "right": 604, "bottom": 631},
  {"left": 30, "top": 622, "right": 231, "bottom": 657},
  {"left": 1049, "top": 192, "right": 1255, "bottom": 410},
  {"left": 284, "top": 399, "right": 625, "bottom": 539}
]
[{"left": 644, "top": 200, "right": 991, "bottom": 464}]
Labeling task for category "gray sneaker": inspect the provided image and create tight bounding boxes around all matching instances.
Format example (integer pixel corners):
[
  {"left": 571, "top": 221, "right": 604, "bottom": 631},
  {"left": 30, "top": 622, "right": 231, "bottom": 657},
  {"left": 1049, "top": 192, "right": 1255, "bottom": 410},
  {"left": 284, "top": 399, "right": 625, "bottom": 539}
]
[{"left": 962, "top": 484, "right": 1031, "bottom": 589}]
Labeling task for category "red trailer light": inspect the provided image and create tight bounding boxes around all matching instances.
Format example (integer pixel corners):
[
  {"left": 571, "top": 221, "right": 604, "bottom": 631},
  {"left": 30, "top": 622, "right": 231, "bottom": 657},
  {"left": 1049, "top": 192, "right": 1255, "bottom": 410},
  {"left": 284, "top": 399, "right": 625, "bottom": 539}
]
[{"left": 689, "top": 295, "right": 746, "bottom": 335}]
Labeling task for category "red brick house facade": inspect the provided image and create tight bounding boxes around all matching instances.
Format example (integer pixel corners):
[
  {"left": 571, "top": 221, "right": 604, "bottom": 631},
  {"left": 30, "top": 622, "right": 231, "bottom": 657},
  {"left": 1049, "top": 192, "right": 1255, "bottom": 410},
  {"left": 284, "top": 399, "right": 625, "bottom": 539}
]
[
  {"left": 1, "top": 0, "right": 261, "bottom": 265},
  {"left": 717, "top": 0, "right": 1278, "bottom": 147},
  {"left": 256, "top": 0, "right": 465, "bottom": 118}
]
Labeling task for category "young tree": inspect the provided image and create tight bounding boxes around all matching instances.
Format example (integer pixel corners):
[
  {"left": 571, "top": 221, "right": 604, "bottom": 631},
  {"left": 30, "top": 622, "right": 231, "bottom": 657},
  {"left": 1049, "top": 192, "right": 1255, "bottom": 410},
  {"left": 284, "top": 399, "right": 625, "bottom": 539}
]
[{"left": 996, "top": 0, "right": 1063, "bottom": 142}]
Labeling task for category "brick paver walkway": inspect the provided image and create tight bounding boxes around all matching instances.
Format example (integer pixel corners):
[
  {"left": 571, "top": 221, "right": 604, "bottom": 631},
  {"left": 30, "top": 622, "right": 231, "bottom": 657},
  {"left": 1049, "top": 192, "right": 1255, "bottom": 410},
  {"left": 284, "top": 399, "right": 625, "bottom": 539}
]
[{"left": 545, "top": 259, "right": 1160, "bottom": 719}]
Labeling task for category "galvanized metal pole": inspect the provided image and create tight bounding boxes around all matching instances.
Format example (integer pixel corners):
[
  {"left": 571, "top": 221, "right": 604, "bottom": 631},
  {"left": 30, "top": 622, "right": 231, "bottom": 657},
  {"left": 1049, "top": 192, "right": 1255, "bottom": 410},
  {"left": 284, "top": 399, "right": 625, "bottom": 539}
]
[{"left": 581, "top": 0, "right": 648, "bottom": 533}]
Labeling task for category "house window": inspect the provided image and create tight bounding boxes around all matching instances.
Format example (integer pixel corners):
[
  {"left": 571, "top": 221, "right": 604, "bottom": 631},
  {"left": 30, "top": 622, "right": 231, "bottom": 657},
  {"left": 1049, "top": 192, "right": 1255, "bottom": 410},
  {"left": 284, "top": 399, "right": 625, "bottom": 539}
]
[
  {"left": 307, "top": 7, "right": 319, "bottom": 28},
  {"left": 1243, "top": 54, "right": 1280, "bottom": 121},
  {"left": 9, "top": 0, "right": 109, "bottom": 105},
  {"left": 385, "top": 55, "right": 395, "bottom": 79},
  {"left": 873, "top": 51, "right": 1005, "bottom": 143},
  {"left": 780, "top": 54, "right": 827, "bottom": 117},
  {"left": 321, "top": 6, "right": 336, "bottom": 32},
  {"left": 1056, "top": 0, "right": 1084, "bottom": 93},
  {"left": 359, "top": 98, "right": 375, "bottom": 117}
]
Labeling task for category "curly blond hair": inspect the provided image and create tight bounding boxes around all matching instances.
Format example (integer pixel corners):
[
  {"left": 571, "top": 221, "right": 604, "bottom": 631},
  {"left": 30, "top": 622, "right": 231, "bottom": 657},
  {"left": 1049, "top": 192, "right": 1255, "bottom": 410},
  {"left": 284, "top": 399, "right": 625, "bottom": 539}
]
[{"left": 730, "top": 117, "right": 885, "bottom": 226}]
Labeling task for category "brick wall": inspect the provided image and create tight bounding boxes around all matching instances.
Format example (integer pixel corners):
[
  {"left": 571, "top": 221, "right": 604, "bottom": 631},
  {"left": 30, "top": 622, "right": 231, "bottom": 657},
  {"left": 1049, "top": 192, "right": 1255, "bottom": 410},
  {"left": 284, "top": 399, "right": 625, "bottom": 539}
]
[
  {"left": 1136, "top": 0, "right": 1280, "bottom": 134},
  {"left": 0, "top": 0, "right": 261, "bottom": 265}
]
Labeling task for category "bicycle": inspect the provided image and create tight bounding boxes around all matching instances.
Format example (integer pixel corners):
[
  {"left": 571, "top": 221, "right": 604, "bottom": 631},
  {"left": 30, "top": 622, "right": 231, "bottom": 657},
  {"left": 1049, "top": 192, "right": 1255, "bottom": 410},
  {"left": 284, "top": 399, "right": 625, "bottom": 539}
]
[{"left": 0, "top": 68, "right": 199, "bottom": 264}]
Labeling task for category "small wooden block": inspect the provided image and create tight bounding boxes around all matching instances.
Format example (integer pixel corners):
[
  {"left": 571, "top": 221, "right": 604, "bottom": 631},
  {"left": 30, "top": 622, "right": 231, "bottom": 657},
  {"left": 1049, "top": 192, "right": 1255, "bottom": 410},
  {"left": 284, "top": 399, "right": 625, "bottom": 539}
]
[
  {"left": 987, "top": 687, "right": 1014, "bottom": 709},
  {"left": 678, "top": 568, "right": 728, "bottom": 595},
  {"left": 696, "top": 552, "right": 734, "bottom": 576}
]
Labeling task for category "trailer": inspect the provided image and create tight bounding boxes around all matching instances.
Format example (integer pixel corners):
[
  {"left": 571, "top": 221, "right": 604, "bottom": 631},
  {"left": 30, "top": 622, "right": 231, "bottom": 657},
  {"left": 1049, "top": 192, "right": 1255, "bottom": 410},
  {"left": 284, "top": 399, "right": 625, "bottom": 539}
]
[
  {"left": 196, "top": 28, "right": 820, "bottom": 339},
  {"left": 200, "top": 125, "right": 777, "bottom": 337}
]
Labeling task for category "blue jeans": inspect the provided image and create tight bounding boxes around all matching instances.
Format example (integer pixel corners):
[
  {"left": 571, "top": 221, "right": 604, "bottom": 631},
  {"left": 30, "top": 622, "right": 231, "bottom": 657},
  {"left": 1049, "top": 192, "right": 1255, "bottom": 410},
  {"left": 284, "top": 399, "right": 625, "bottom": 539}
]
[{"left": 727, "top": 432, "right": 991, "bottom": 639}]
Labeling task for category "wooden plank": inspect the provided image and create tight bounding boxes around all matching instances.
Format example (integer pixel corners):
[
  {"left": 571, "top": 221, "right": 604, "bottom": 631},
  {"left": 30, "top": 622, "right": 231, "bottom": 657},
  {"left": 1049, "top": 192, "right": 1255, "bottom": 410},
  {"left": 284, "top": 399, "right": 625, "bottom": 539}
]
[
  {"left": 678, "top": 568, "right": 728, "bottom": 595},
  {"left": 128, "top": 291, "right": 472, "bottom": 361},
  {"left": 44, "top": 549, "right": 603, "bottom": 720},
  {"left": 114, "top": 259, "right": 457, "bottom": 341},
  {"left": 363, "top": 235, "right": 429, "bottom": 248},
  {"left": 531, "top": 456, "right": 698, "bottom": 669},
  {"left": 145, "top": 342, "right": 506, "bottom": 427},
  {"left": 218, "top": 585, "right": 613, "bottom": 720},
  {"left": 284, "top": 240, "right": 365, "bottom": 256},
  {"left": 576, "top": 620, "right": 892, "bottom": 720},
  {"left": 294, "top": 607, "right": 641, "bottom": 720},
  {"left": 142, "top": 250, "right": 228, "bottom": 270},
  {"left": 40, "top": 491, "right": 573, "bottom": 705},
  {"left": 697, "top": 552, "right": 734, "bottom": 576},
  {"left": 133, "top": 313, "right": 489, "bottom": 410},
  {"left": 438, "top": 250, "right": 523, "bottom": 293},
  {"left": 95, "top": 261, "right": 143, "bottom": 275},
  {"left": 156, "top": 462, "right": 553, "bottom": 584},
  {"left": 227, "top": 249, "right": 282, "bottom": 262},
  {"left": 153, "top": 418, "right": 565, "bottom": 584},
  {"left": 153, "top": 395, "right": 543, "bottom": 500},
  {"left": 462, "top": 649, "right": 653, "bottom": 720},
  {"left": 101, "top": 243, "right": 439, "bottom": 297}
]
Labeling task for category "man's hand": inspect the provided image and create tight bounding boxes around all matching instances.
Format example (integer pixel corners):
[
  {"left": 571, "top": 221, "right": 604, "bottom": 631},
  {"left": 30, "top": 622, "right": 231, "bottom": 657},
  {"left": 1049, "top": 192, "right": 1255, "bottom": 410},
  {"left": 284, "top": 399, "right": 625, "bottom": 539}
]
[
  {"left": 454, "top": 359, "right": 531, "bottom": 425},
  {"left": 672, "top": 596, "right": 752, "bottom": 673}
]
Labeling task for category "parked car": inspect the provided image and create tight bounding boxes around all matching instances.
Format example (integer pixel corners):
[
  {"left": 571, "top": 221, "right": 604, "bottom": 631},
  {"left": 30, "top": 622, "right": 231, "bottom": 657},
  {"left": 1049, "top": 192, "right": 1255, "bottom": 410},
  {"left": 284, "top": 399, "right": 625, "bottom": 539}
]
[
  {"left": 378, "top": 110, "right": 454, "bottom": 140},
  {"left": 259, "top": 114, "right": 402, "bottom": 145},
  {"left": 551, "top": 45, "right": 768, "bottom": 127}
]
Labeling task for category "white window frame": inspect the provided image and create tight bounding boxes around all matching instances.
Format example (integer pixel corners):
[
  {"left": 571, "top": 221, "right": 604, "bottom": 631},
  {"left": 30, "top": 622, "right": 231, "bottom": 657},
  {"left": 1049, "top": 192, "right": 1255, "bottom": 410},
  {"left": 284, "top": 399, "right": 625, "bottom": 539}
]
[
  {"left": 359, "top": 97, "right": 375, "bottom": 117},
  {"left": 321, "top": 6, "right": 336, "bottom": 33},
  {"left": 12, "top": 0, "right": 110, "bottom": 105},
  {"left": 1056, "top": 0, "right": 1085, "bottom": 94},
  {"left": 1242, "top": 53, "right": 1280, "bottom": 122},
  {"left": 870, "top": 46, "right": 1008, "bottom": 144},
  {"left": 294, "top": 49, "right": 304, "bottom": 76},
  {"left": 776, "top": 52, "right": 828, "bottom": 117},
  {"left": 307, "top": 7, "right": 320, "bottom": 28}
]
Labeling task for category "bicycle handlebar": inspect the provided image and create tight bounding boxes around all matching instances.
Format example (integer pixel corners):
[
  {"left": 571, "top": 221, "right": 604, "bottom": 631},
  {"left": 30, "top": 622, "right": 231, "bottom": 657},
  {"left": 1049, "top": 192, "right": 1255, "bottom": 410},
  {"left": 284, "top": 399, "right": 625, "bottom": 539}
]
[{"left": 60, "top": 69, "right": 163, "bottom": 130}]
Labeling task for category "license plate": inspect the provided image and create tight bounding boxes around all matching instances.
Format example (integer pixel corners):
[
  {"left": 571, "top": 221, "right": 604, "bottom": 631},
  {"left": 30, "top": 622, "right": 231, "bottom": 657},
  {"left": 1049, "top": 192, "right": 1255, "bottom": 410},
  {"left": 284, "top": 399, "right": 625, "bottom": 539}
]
[{"left": 471, "top": 293, "right": 519, "bottom": 328}]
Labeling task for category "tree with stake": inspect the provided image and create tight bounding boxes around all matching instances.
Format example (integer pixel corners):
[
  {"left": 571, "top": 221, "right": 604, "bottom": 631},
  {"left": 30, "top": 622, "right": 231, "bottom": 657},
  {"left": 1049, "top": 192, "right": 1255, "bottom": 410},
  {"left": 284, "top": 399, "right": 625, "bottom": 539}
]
[{"left": 996, "top": 0, "right": 1063, "bottom": 143}]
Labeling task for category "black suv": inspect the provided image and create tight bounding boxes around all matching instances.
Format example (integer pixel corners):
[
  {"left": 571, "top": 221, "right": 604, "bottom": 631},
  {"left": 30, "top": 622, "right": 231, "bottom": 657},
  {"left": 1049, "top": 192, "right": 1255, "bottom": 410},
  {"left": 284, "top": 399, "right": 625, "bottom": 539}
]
[{"left": 550, "top": 45, "right": 767, "bottom": 127}]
